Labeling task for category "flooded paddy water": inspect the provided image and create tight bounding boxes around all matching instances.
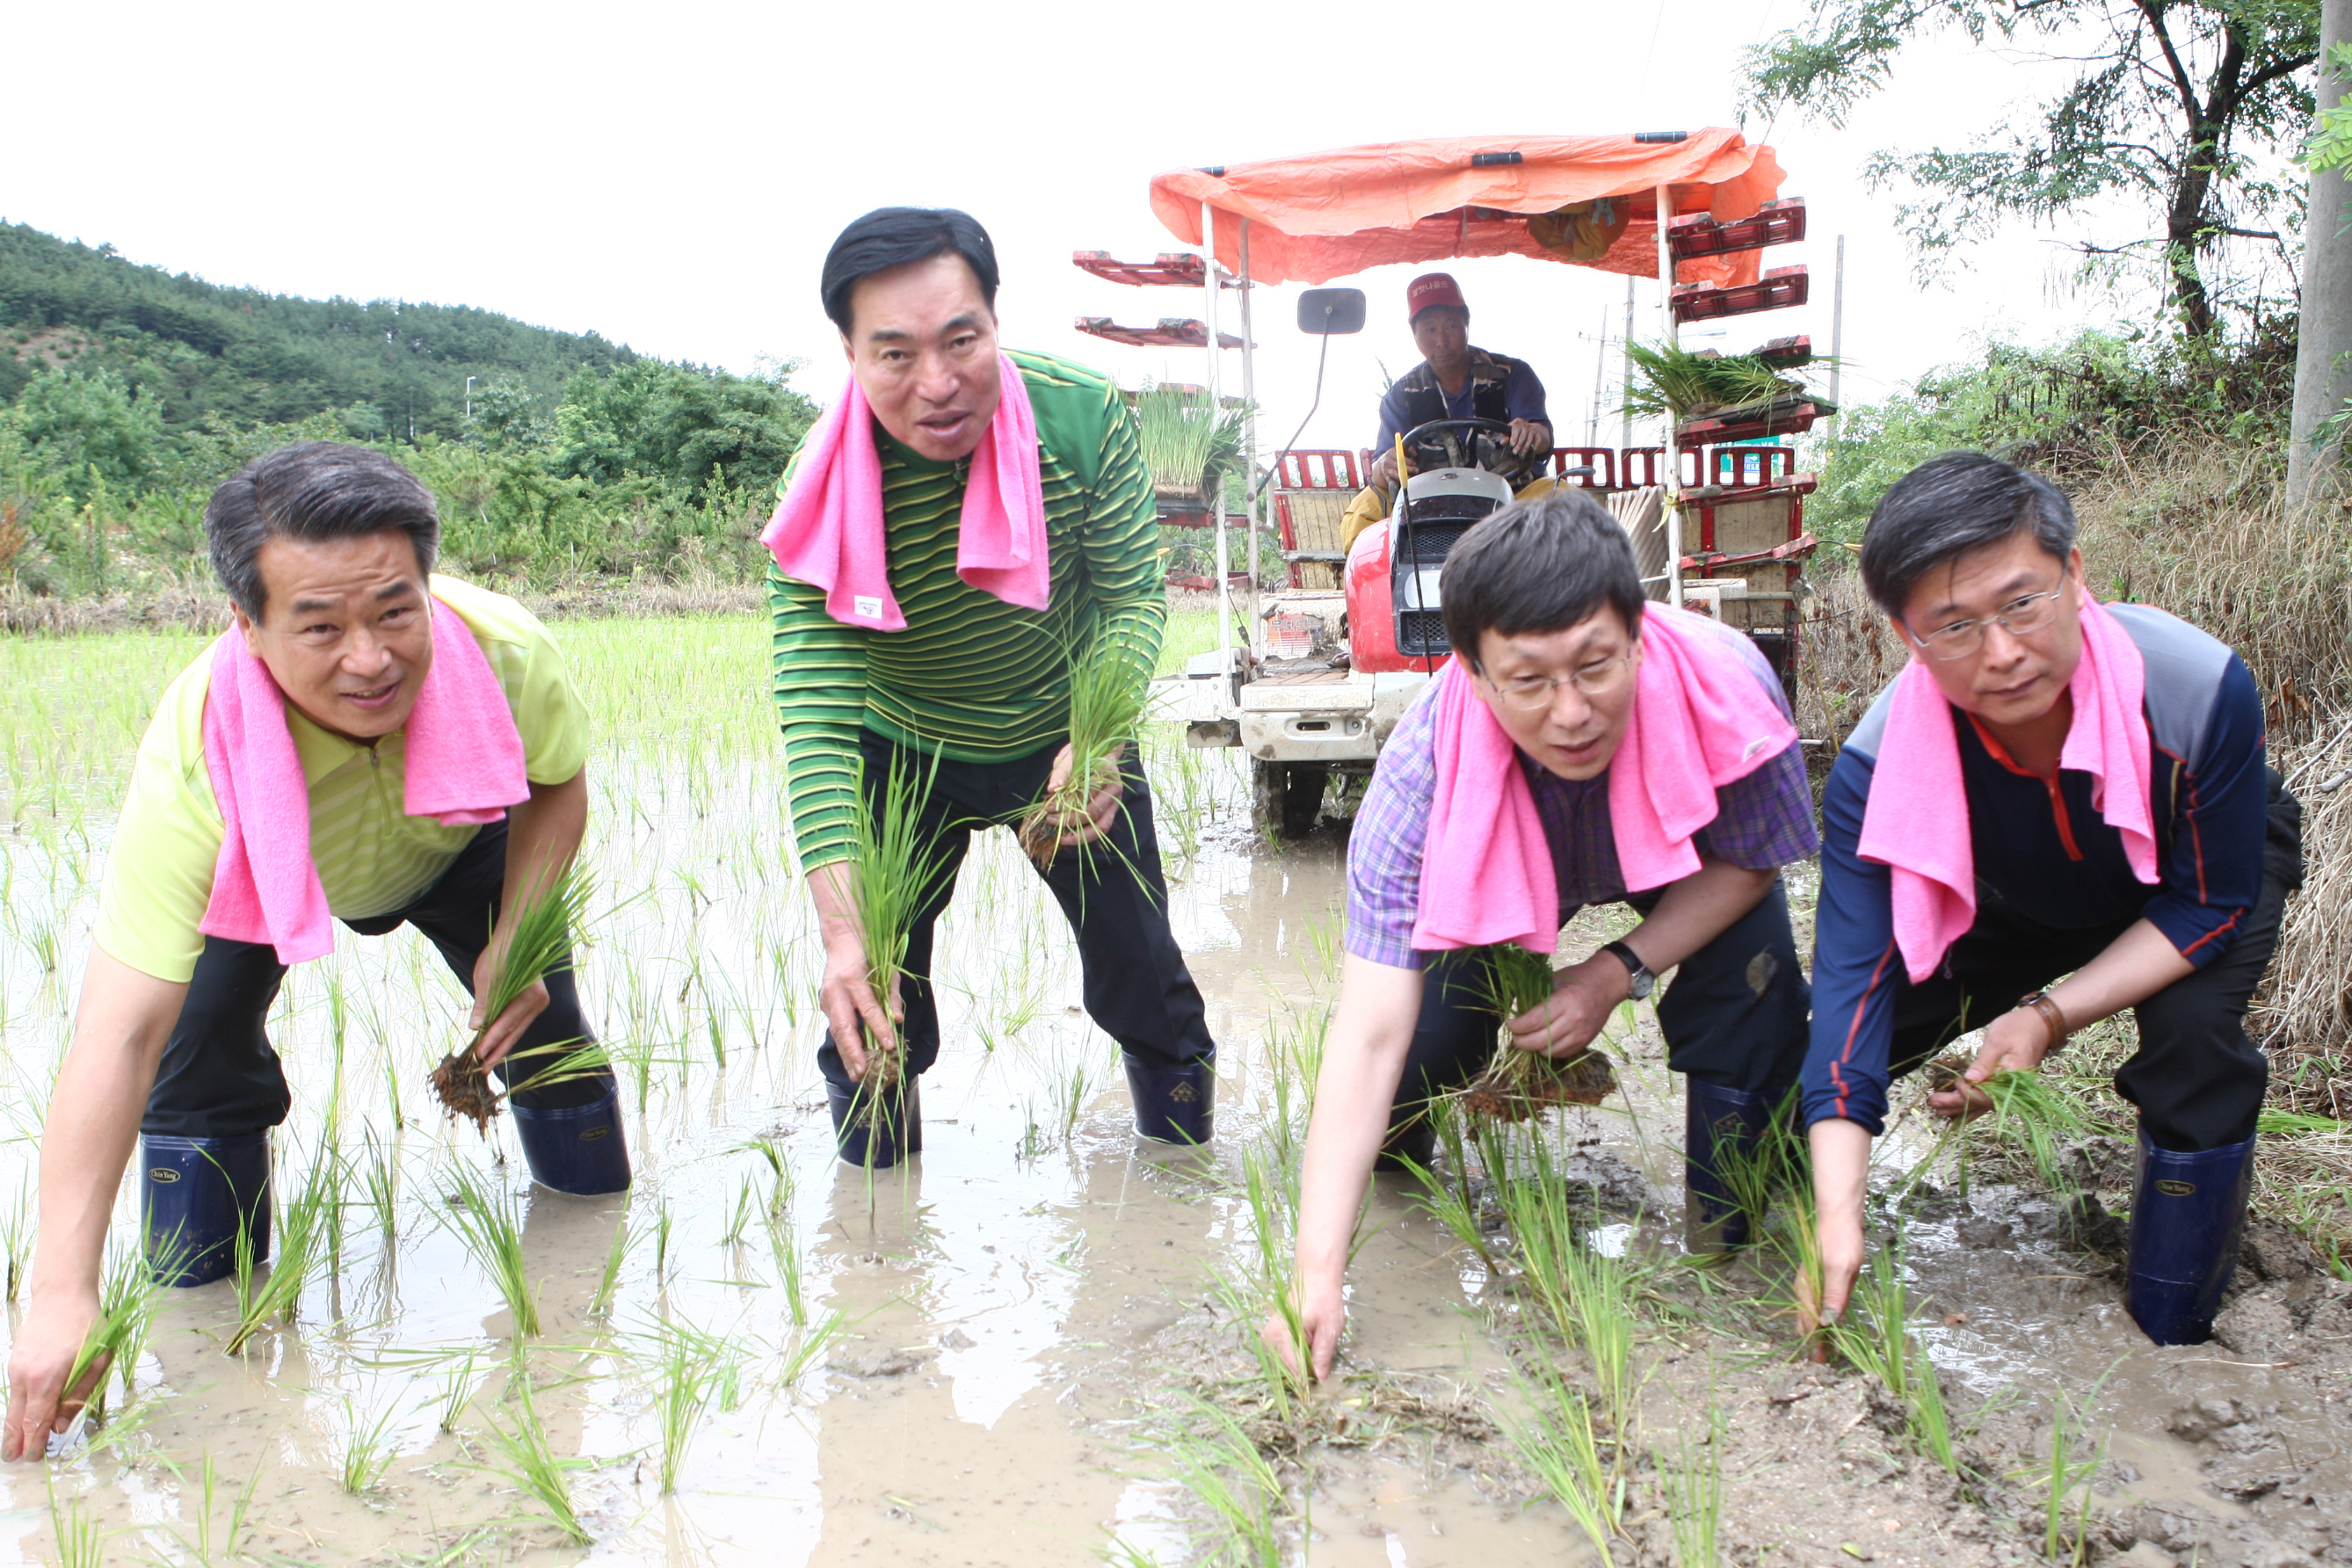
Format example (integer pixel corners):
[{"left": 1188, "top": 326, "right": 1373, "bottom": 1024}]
[{"left": 0, "top": 614, "right": 2347, "bottom": 1567}]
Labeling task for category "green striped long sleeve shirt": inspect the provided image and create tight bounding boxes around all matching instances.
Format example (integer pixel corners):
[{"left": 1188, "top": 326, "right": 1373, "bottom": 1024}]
[{"left": 767, "top": 349, "right": 1166, "bottom": 871}]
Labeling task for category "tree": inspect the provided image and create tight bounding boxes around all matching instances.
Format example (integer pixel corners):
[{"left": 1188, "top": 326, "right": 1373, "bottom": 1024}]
[
  {"left": 2288, "top": 13, "right": 2351, "bottom": 502},
  {"left": 1745, "top": 0, "right": 2322, "bottom": 337},
  {"left": 11, "top": 365, "right": 163, "bottom": 491},
  {"left": 552, "top": 359, "right": 818, "bottom": 497}
]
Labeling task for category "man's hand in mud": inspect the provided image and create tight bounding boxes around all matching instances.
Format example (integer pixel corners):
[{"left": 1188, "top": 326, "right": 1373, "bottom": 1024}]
[
  {"left": 818, "top": 922, "right": 900, "bottom": 1083},
  {"left": 1928, "top": 1006, "right": 2053, "bottom": 1120},
  {"left": 1265, "top": 1271, "right": 1342, "bottom": 1383},
  {"left": 4, "top": 1288, "right": 102, "bottom": 1463},
  {"left": 1506, "top": 954, "right": 1630, "bottom": 1060},
  {"left": 467, "top": 940, "right": 549, "bottom": 1071},
  {"left": 1042, "top": 743, "right": 1122, "bottom": 853}
]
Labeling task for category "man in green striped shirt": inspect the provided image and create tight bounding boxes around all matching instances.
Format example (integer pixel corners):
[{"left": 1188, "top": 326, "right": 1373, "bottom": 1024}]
[{"left": 768, "top": 207, "right": 1216, "bottom": 1165}]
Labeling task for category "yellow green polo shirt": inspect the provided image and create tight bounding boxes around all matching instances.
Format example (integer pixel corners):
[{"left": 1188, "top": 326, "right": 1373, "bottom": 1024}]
[{"left": 94, "top": 576, "right": 590, "bottom": 983}]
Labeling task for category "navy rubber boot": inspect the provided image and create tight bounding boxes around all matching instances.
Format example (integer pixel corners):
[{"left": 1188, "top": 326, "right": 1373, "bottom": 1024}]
[
  {"left": 827, "top": 1074, "right": 922, "bottom": 1168},
  {"left": 140, "top": 1131, "right": 271, "bottom": 1288},
  {"left": 2126, "top": 1131, "right": 2255, "bottom": 1346},
  {"left": 1684, "top": 1080, "right": 1773, "bottom": 1252},
  {"left": 1125, "top": 1056, "right": 1215, "bottom": 1147},
  {"left": 511, "top": 1082, "right": 633, "bottom": 1196}
]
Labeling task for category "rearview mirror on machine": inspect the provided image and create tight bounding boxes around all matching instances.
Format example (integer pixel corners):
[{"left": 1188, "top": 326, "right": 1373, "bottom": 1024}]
[{"left": 1296, "top": 288, "right": 1366, "bottom": 334}]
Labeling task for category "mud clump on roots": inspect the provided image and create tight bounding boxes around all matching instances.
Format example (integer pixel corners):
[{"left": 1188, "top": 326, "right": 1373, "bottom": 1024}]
[
  {"left": 1017, "top": 757, "right": 1120, "bottom": 869},
  {"left": 430, "top": 1047, "right": 500, "bottom": 1132},
  {"left": 1458, "top": 1049, "right": 1616, "bottom": 1123}
]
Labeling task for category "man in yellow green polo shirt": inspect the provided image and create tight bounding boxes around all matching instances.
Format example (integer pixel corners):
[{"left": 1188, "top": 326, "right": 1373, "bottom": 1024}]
[{"left": 2, "top": 441, "right": 621, "bottom": 1464}]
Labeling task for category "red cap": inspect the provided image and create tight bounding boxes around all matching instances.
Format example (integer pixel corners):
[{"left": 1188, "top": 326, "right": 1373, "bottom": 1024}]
[{"left": 1406, "top": 272, "right": 1468, "bottom": 322}]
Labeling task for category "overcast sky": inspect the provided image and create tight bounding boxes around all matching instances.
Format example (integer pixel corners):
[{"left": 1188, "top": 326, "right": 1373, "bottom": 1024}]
[{"left": 5, "top": 0, "right": 2225, "bottom": 454}]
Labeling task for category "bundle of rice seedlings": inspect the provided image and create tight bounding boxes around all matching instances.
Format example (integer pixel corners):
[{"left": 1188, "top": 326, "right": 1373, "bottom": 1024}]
[
  {"left": 1454, "top": 944, "right": 1617, "bottom": 1122},
  {"left": 844, "top": 751, "right": 948, "bottom": 1093},
  {"left": 1133, "top": 382, "right": 1249, "bottom": 503},
  {"left": 1016, "top": 630, "right": 1151, "bottom": 868},
  {"left": 1826, "top": 1247, "right": 1960, "bottom": 1474},
  {"left": 1620, "top": 339, "right": 1817, "bottom": 425},
  {"left": 431, "top": 863, "right": 593, "bottom": 1131}
]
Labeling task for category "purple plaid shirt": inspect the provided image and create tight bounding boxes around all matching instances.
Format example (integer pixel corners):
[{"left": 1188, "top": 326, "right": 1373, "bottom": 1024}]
[{"left": 1345, "top": 621, "right": 1819, "bottom": 969}]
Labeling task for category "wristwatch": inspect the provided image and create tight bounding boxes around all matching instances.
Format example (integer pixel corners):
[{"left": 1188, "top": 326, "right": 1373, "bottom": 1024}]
[
  {"left": 1601, "top": 940, "right": 1655, "bottom": 1001},
  {"left": 2017, "top": 990, "right": 2072, "bottom": 1055}
]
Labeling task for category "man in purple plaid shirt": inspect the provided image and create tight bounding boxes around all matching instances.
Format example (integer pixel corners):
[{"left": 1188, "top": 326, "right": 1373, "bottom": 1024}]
[{"left": 1266, "top": 491, "right": 1819, "bottom": 1383}]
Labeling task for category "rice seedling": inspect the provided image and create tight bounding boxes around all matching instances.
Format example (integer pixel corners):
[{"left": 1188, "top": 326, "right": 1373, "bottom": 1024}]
[
  {"left": 469, "top": 1356, "right": 591, "bottom": 1545},
  {"left": 1661, "top": 1389, "right": 1725, "bottom": 1568},
  {"left": 1492, "top": 1126, "right": 1644, "bottom": 1421},
  {"left": 359, "top": 1129, "right": 400, "bottom": 1243},
  {"left": 653, "top": 1201, "right": 674, "bottom": 1286},
  {"left": 333, "top": 1392, "right": 405, "bottom": 1495},
  {"left": 227, "top": 1151, "right": 332, "bottom": 1356},
  {"left": 430, "top": 862, "right": 594, "bottom": 1130},
  {"left": 1453, "top": 945, "right": 1619, "bottom": 1122},
  {"left": 1503, "top": 1354, "right": 1625, "bottom": 1568},
  {"left": 632, "top": 1317, "right": 723, "bottom": 1493},
  {"left": 437, "top": 1165, "right": 541, "bottom": 1338},
  {"left": 1965, "top": 1067, "right": 2114, "bottom": 1195},
  {"left": 1405, "top": 1099, "right": 1506, "bottom": 1274},
  {"left": 839, "top": 749, "right": 948, "bottom": 1096},
  {"left": 1135, "top": 382, "right": 1250, "bottom": 502},
  {"left": 1016, "top": 629, "right": 1152, "bottom": 870},
  {"left": 1827, "top": 1246, "right": 1960, "bottom": 1474},
  {"left": 46, "top": 1474, "right": 104, "bottom": 1568},
  {"left": 2029, "top": 1390, "right": 2108, "bottom": 1566},
  {"left": 592, "top": 1215, "right": 633, "bottom": 1318},
  {"left": 438, "top": 1350, "right": 478, "bottom": 1432},
  {"left": 4, "top": 1170, "right": 37, "bottom": 1302},
  {"left": 161, "top": 1449, "right": 268, "bottom": 1567},
  {"left": 775, "top": 1309, "right": 848, "bottom": 1390},
  {"left": 1160, "top": 1396, "right": 1288, "bottom": 1566},
  {"left": 1618, "top": 338, "right": 1828, "bottom": 425}
]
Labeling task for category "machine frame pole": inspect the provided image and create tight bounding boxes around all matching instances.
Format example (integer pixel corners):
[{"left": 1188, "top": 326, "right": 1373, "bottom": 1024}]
[
  {"left": 1654, "top": 184, "right": 1682, "bottom": 607},
  {"left": 1238, "top": 220, "right": 1259, "bottom": 651},
  {"left": 1203, "top": 201, "right": 1230, "bottom": 686},
  {"left": 1827, "top": 233, "right": 1847, "bottom": 437}
]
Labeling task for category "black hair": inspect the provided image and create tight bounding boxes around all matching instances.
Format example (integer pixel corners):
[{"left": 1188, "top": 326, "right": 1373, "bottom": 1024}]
[
  {"left": 819, "top": 207, "right": 1001, "bottom": 336},
  {"left": 1858, "top": 451, "right": 2078, "bottom": 618},
  {"left": 1440, "top": 489, "right": 1645, "bottom": 670},
  {"left": 1411, "top": 303, "right": 1470, "bottom": 330},
  {"left": 206, "top": 441, "right": 439, "bottom": 618}
]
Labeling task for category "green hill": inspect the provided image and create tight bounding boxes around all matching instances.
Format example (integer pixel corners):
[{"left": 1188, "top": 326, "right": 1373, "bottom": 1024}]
[
  {"left": 0, "top": 222, "right": 639, "bottom": 439},
  {"left": 0, "top": 222, "right": 820, "bottom": 601}
]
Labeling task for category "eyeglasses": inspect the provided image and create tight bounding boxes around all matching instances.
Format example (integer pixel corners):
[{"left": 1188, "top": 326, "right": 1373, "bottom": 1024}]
[
  {"left": 1484, "top": 655, "right": 1637, "bottom": 712},
  {"left": 1906, "top": 584, "right": 2069, "bottom": 660}
]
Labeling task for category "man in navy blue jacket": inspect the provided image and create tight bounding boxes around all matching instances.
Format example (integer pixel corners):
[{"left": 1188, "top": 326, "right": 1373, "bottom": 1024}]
[{"left": 1802, "top": 452, "right": 2300, "bottom": 1347}]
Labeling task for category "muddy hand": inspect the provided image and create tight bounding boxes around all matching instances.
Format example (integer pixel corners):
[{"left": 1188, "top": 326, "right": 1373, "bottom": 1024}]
[
  {"left": 1928, "top": 1008, "right": 2047, "bottom": 1120},
  {"left": 1505, "top": 957, "right": 1621, "bottom": 1059},
  {"left": 1044, "top": 742, "right": 1122, "bottom": 852},
  {"left": 468, "top": 971, "right": 550, "bottom": 1071},
  {"left": 1266, "top": 1274, "right": 1343, "bottom": 1383},
  {"left": 818, "top": 925, "right": 897, "bottom": 1082},
  {"left": 4, "top": 1290, "right": 103, "bottom": 1463},
  {"left": 1799, "top": 1207, "right": 1866, "bottom": 1362}
]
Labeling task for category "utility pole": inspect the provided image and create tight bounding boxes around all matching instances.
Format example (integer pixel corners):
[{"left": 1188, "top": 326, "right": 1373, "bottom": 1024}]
[
  {"left": 1587, "top": 304, "right": 1608, "bottom": 447},
  {"left": 1619, "top": 274, "right": 1636, "bottom": 454},
  {"left": 1827, "top": 235, "right": 1847, "bottom": 436},
  {"left": 2289, "top": 0, "right": 2351, "bottom": 508}
]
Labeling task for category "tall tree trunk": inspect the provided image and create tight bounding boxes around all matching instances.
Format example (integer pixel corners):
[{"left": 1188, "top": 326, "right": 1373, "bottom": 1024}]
[{"left": 2289, "top": 0, "right": 2352, "bottom": 507}]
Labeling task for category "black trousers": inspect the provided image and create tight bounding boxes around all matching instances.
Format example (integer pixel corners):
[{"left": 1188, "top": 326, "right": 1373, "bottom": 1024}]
[
  {"left": 142, "top": 817, "right": 607, "bottom": 1140},
  {"left": 817, "top": 730, "right": 1216, "bottom": 1093},
  {"left": 1393, "top": 877, "right": 1812, "bottom": 1115},
  {"left": 1883, "top": 774, "right": 2303, "bottom": 1154}
]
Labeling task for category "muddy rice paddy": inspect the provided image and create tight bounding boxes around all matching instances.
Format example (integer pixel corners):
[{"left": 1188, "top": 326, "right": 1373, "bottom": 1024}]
[{"left": 0, "top": 615, "right": 2346, "bottom": 1567}]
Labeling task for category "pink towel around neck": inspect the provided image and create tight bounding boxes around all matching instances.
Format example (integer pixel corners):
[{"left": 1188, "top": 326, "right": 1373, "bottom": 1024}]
[
  {"left": 198, "top": 595, "right": 530, "bottom": 964},
  {"left": 759, "top": 352, "right": 1049, "bottom": 630},
  {"left": 1857, "top": 592, "right": 2156, "bottom": 984},
  {"left": 1411, "top": 604, "right": 1798, "bottom": 955}
]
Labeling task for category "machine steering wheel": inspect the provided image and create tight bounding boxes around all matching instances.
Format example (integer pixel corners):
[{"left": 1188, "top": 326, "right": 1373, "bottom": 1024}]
[{"left": 1397, "top": 417, "right": 1535, "bottom": 485}]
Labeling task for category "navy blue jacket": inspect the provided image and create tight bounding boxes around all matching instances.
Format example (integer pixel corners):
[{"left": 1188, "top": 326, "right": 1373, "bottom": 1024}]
[{"left": 1804, "top": 604, "right": 2267, "bottom": 1135}]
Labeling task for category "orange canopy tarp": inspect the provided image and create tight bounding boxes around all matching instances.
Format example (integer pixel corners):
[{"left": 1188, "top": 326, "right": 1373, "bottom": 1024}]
[{"left": 1150, "top": 130, "right": 1785, "bottom": 291}]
